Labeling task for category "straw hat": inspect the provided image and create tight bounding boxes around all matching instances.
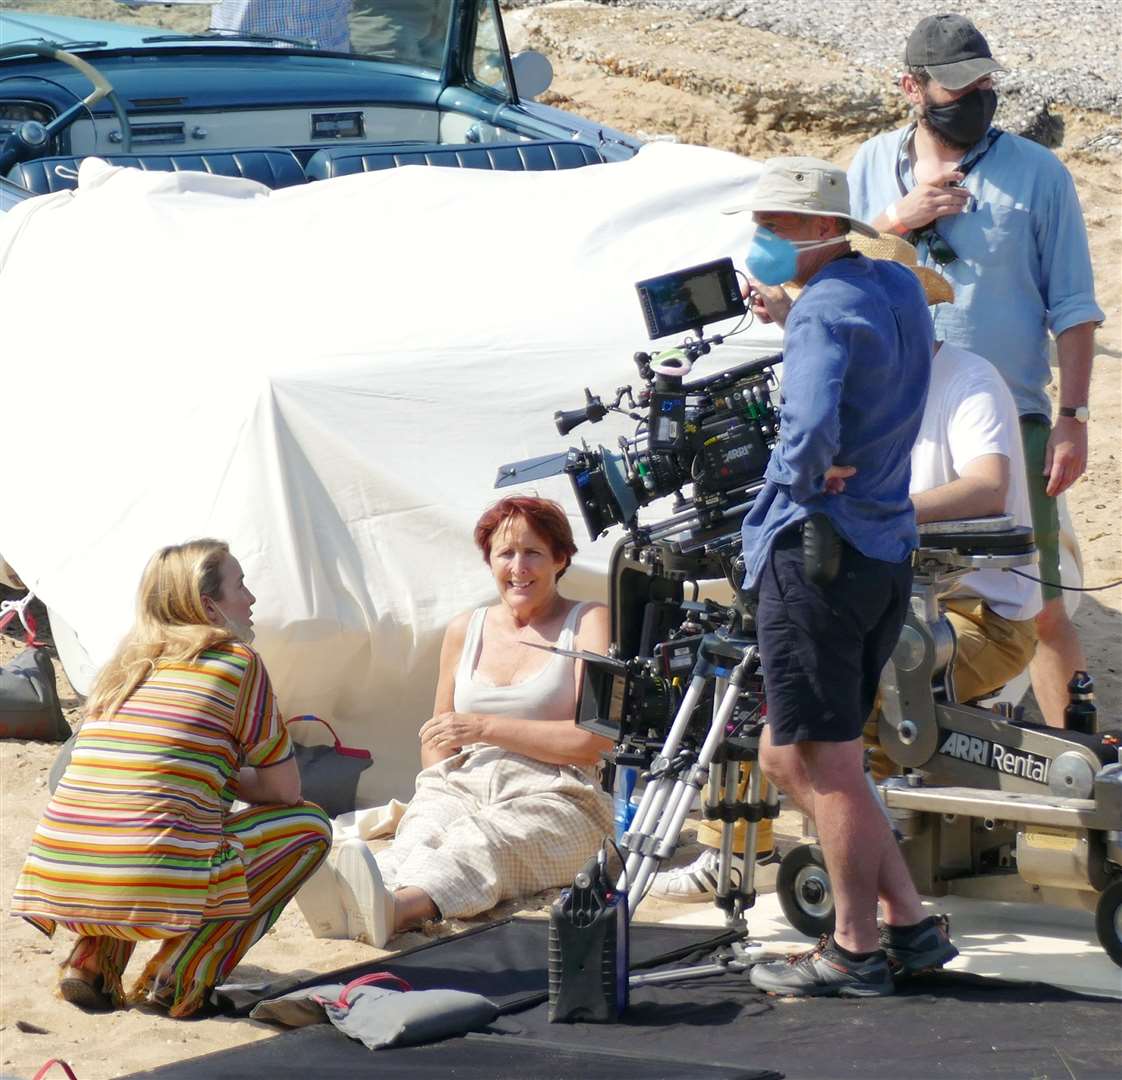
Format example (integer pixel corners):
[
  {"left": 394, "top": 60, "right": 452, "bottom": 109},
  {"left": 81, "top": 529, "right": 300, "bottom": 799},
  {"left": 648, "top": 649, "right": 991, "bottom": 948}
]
[
  {"left": 850, "top": 232, "right": 955, "bottom": 305},
  {"left": 776, "top": 232, "right": 954, "bottom": 305}
]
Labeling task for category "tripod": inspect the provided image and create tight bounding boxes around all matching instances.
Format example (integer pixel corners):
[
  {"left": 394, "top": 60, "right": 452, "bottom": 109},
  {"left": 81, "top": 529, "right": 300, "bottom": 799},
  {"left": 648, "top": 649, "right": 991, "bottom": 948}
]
[{"left": 614, "top": 625, "right": 781, "bottom": 984}]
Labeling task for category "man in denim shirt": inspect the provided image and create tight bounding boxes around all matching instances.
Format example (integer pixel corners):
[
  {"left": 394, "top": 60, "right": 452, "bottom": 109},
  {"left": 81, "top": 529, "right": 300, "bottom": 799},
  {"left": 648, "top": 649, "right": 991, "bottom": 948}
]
[
  {"left": 847, "top": 14, "right": 1104, "bottom": 727},
  {"left": 728, "top": 158, "right": 955, "bottom": 997}
]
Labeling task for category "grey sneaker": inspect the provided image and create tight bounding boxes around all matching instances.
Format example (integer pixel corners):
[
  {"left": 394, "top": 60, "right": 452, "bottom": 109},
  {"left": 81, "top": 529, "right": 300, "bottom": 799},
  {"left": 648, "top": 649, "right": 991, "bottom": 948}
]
[
  {"left": 749, "top": 936, "right": 894, "bottom": 998},
  {"left": 880, "top": 914, "right": 958, "bottom": 976}
]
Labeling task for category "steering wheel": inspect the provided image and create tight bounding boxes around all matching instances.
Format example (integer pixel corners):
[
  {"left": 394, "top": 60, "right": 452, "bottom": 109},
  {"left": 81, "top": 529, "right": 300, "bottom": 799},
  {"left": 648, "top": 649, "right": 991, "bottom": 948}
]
[{"left": 0, "top": 42, "right": 131, "bottom": 177}]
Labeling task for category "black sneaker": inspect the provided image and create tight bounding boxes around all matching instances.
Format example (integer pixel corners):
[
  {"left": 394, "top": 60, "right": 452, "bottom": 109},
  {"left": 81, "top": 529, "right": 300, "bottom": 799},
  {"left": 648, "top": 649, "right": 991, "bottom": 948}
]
[
  {"left": 880, "top": 914, "right": 958, "bottom": 977},
  {"left": 749, "top": 936, "right": 894, "bottom": 998}
]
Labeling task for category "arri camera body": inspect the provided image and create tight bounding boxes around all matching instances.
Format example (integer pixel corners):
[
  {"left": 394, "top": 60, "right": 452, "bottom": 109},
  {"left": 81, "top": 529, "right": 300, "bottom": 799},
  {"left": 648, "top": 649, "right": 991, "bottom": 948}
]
[{"left": 498, "top": 256, "right": 779, "bottom": 554}]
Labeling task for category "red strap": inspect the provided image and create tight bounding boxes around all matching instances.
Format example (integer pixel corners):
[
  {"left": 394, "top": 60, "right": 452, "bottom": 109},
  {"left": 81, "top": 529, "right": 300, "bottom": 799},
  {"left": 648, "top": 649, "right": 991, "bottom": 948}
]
[
  {"left": 33, "top": 1062, "right": 79, "bottom": 1080},
  {"left": 0, "top": 604, "right": 42, "bottom": 646},
  {"left": 320, "top": 971, "right": 411, "bottom": 1011},
  {"left": 287, "top": 714, "right": 372, "bottom": 760}
]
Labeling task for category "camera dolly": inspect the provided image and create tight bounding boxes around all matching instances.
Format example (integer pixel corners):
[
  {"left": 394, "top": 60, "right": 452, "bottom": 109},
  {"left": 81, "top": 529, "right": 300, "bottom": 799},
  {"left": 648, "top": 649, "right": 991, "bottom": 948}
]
[{"left": 777, "top": 516, "right": 1122, "bottom": 967}]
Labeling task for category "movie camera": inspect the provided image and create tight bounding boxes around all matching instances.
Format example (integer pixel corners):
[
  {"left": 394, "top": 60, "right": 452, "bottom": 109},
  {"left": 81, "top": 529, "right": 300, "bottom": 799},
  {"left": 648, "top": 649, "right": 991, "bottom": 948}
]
[
  {"left": 497, "top": 256, "right": 780, "bottom": 559},
  {"left": 496, "top": 256, "right": 781, "bottom": 768}
]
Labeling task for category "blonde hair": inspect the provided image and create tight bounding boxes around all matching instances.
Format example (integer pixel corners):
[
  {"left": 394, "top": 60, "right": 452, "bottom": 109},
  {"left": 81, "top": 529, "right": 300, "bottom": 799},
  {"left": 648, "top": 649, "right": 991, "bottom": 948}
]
[{"left": 84, "top": 539, "right": 237, "bottom": 720}]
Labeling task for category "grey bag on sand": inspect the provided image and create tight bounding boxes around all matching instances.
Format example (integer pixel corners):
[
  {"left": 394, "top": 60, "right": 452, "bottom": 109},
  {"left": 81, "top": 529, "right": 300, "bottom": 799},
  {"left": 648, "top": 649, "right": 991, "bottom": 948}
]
[
  {"left": 249, "top": 972, "right": 499, "bottom": 1050},
  {"left": 0, "top": 647, "right": 70, "bottom": 742}
]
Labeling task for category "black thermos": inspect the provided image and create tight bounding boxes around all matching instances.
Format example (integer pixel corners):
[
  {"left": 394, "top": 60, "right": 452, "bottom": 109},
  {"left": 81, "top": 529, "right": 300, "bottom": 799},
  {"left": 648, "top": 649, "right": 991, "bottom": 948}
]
[{"left": 1064, "top": 671, "right": 1097, "bottom": 734}]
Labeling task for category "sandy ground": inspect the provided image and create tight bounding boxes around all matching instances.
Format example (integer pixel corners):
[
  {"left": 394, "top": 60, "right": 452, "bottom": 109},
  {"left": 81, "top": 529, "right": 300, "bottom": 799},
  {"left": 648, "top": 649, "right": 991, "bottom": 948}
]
[{"left": 1, "top": 4, "right": 1120, "bottom": 1078}]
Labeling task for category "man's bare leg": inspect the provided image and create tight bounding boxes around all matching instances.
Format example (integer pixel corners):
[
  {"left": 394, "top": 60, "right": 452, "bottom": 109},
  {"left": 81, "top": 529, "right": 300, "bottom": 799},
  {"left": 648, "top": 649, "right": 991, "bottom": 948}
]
[
  {"left": 1030, "top": 596, "right": 1085, "bottom": 727},
  {"left": 799, "top": 739, "right": 925, "bottom": 952},
  {"left": 759, "top": 729, "right": 926, "bottom": 947}
]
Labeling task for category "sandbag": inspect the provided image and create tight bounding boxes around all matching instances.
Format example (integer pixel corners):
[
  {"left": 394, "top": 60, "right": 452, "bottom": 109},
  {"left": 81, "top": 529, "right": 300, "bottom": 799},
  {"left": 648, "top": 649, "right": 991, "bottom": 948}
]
[{"left": 0, "top": 647, "right": 70, "bottom": 742}]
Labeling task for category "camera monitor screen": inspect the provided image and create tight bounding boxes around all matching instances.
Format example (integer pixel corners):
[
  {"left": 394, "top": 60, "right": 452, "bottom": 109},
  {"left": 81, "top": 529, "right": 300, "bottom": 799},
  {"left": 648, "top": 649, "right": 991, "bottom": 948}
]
[{"left": 635, "top": 257, "right": 745, "bottom": 340}]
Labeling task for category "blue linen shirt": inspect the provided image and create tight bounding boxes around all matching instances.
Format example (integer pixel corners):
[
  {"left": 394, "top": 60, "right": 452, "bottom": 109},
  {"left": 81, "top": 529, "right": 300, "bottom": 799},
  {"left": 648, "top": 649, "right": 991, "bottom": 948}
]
[
  {"left": 741, "top": 253, "right": 932, "bottom": 589},
  {"left": 848, "top": 125, "right": 1104, "bottom": 417}
]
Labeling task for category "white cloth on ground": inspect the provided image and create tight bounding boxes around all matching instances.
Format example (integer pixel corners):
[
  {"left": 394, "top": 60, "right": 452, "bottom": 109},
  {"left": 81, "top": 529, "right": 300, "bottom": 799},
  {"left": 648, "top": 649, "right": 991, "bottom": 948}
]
[{"left": 376, "top": 602, "right": 612, "bottom": 919}]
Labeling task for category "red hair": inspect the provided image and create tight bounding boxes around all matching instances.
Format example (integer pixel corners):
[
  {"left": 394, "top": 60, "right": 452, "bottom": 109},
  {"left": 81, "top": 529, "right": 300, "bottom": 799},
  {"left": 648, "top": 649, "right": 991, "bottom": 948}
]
[{"left": 474, "top": 496, "right": 577, "bottom": 579}]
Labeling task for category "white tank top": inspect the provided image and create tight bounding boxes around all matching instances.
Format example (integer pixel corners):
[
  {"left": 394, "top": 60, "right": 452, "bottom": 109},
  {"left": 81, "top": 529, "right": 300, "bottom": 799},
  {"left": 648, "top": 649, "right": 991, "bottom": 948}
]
[{"left": 453, "top": 602, "right": 587, "bottom": 724}]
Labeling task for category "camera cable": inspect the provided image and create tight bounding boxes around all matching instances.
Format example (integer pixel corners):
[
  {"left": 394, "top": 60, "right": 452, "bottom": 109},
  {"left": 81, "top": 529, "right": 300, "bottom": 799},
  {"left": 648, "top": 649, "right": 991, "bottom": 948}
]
[{"left": 1006, "top": 568, "right": 1122, "bottom": 593}]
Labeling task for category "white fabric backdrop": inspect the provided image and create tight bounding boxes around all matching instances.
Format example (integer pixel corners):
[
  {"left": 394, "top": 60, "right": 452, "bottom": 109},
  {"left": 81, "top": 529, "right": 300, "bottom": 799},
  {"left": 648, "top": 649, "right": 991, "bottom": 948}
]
[{"left": 0, "top": 143, "right": 782, "bottom": 800}]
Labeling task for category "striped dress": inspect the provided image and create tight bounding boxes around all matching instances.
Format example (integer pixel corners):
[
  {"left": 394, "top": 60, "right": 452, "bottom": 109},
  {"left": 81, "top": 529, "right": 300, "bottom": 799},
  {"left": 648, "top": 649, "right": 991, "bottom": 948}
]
[{"left": 12, "top": 642, "right": 295, "bottom": 932}]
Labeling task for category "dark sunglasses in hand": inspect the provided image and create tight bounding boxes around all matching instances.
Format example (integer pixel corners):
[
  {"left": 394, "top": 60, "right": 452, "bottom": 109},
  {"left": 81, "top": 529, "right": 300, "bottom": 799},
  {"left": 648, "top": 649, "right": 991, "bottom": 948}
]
[{"left": 907, "top": 224, "right": 958, "bottom": 267}]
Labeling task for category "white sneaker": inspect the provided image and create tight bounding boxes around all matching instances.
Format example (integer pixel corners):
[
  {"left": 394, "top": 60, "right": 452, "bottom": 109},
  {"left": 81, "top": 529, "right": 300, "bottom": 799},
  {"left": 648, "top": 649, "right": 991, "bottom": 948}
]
[
  {"left": 648, "top": 849, "right": 722, "bottom": 903},
  {"left": 293, "top": 858, "right": 349, "bottom": 939},
  {"left": 335, "top": 838, "right": 395, "bottom": 948}
]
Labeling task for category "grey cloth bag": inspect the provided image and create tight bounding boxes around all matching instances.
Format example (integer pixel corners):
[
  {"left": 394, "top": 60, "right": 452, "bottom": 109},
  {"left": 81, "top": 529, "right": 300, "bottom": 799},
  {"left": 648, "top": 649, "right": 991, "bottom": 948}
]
[
  {"left": 249, "top": 972, "right": 499, "bottom": 1050},
  {"left": 0, "top": 647, "right": 70, "bottom": 742}
]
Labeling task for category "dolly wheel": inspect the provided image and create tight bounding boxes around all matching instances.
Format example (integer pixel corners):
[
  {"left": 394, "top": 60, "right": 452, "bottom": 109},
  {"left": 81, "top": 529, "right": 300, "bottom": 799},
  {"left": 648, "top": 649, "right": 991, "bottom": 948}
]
[
  {"left": 1095, "top": 877, "right": 1122, "bottom": 968},
  {"left": 776, "top": 843, "right": 836, "bottom": 939}
]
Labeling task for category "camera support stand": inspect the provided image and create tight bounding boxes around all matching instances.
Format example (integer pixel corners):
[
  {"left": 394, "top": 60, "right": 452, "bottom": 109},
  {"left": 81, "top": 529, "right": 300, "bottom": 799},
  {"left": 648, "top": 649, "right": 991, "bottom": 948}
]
[{"left": 616, "top": 630, "right": 780, "bottom": 984}]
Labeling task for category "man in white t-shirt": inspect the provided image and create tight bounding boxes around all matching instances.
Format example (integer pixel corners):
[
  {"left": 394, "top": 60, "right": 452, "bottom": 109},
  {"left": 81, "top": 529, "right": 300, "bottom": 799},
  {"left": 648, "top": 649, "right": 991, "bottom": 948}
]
[{"left": 910, "top": 338, "right": 1041, "bottom": 701}]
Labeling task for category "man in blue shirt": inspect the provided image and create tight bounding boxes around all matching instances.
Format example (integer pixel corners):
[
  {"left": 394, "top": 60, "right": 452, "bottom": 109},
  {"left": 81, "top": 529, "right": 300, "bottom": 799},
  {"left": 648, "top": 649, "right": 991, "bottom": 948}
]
[
  {"left": 727, "top": 157, "right": 954, "bottom": 997},
  {"left": 847, "top": 14, "right": 1104, "bottom": 728}
]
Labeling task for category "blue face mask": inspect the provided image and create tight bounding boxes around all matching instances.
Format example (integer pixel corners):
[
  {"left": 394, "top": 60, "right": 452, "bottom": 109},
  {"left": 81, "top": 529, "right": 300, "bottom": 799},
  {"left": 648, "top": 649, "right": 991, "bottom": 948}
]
[{"left": 745, "top": 227, "right": 847, "bottom": 287}]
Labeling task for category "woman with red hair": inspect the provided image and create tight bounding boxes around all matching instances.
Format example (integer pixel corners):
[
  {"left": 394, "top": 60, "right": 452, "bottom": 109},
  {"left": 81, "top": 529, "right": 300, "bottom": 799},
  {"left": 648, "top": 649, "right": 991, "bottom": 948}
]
[{"left": 332, "top": 496, "right": 613, "bottom": 945}]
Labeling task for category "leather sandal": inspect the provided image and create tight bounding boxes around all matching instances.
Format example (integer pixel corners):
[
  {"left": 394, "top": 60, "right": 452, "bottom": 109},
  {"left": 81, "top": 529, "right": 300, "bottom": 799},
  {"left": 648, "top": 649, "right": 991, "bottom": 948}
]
[{"left": 58, "top": 967, "right": 114, "bottom": 1012}]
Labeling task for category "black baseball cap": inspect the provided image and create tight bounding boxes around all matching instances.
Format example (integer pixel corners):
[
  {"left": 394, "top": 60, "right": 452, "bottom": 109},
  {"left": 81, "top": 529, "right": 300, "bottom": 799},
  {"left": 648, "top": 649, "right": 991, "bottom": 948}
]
[{"left": 905, "top": 14, "right": 1004, "bottom": 91}]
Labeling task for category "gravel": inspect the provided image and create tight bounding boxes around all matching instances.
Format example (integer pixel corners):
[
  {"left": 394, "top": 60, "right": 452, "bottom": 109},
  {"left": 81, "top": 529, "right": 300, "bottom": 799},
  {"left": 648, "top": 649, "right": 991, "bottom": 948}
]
[{"left": 509, "top": 0, "right": 1122, "bottom": 117}]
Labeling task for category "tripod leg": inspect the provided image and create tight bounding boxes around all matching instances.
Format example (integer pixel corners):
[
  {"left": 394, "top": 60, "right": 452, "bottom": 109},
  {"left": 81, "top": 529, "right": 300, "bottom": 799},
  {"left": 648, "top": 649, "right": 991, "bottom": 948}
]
[
  {"left": 626, "top": 662, "right": 756, "bottom": 914},
  {"left": 622, "top": 674, "right": 708, "bottom": 884}
]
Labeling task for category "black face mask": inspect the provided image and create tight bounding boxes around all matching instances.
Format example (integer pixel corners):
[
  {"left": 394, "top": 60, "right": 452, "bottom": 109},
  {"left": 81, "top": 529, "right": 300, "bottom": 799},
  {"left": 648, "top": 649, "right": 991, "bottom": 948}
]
[{"left": 922, "top": 87, "right": 997, "bottom": 150}]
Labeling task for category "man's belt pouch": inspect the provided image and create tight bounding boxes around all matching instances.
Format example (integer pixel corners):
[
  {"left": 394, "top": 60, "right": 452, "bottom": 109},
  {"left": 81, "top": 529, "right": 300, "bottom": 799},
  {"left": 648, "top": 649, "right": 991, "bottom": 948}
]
[{"left": 802, "top": 513, "right": 842, "bottom": 587}]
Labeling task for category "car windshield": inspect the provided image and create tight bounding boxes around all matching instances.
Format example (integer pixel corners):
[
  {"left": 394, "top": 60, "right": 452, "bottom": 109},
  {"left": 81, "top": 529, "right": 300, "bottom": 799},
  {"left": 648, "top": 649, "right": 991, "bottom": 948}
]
[{"left": 6, "top": 1, "right": 456, "bottom": 71}]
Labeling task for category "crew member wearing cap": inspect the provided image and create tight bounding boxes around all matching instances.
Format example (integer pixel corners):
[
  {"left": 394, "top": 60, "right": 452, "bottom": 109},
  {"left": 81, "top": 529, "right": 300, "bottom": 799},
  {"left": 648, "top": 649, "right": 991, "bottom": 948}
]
[
  {"left": 847, "top": 13, "right": 1104, "bottom": 729},
  {"left": 728, "top": 157, "right": 954, "bottom": 998}
]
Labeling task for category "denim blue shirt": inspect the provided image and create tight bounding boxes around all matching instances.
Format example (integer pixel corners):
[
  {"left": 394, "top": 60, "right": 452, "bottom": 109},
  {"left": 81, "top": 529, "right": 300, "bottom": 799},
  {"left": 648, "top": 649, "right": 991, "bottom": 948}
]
[
  {"left": 741, "top": 253, "right": 932, "bottom": 589},
  {"left": 848, "top": 125, "right": 1104, "bottom": 417}
]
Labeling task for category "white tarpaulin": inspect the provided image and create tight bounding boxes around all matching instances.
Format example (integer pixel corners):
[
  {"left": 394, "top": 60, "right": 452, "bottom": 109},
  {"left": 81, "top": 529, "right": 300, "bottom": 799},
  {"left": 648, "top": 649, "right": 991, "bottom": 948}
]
[{"left": 0, "top": 143, "right": 782, "bottom": 800}]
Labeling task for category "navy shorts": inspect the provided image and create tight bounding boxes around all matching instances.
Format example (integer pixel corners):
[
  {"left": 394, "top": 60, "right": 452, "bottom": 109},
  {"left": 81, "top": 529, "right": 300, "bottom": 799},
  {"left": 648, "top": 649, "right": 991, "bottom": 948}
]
[{"left": 755, "top": 528, "right": 912, "bottom": 746}]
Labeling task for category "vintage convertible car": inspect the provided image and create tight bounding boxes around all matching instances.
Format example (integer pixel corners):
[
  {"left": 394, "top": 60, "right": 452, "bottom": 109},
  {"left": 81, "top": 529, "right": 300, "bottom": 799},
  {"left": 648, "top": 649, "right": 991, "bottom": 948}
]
[{"left": 0, "top": 0, "right": 639, "bottom": 209}]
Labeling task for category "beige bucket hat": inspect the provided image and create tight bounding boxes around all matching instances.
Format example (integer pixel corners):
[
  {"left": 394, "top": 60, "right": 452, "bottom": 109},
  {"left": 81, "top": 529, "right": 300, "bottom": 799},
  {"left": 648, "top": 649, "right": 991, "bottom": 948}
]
[{"left": 723, "top": 156, "right": 879, "bottom": 239}]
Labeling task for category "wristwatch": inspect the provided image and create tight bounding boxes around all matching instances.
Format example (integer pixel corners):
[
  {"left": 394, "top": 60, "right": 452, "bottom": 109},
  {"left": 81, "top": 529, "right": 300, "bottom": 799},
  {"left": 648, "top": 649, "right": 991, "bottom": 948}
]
[{"left": 1059, "top": 405, "right": 1090, "bottom": 422}]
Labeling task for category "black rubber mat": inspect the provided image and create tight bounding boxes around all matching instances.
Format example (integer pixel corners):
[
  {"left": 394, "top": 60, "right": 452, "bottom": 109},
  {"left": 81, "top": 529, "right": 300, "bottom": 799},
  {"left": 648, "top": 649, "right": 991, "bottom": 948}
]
[
  {"left": 120, "top": 1025, "right": 778, "bottom": 1079},
  {"left": 219, "top": 916, "right": 740, "bottom": 1016},
  {"left": 121, "top": 918, "right": 1122, "bottom": 1080}
]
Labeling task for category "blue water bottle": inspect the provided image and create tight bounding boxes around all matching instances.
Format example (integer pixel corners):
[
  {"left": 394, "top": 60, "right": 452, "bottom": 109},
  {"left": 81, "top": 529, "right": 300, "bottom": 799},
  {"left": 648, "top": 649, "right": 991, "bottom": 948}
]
[{"left": 613, "top": 766, "right": 639, "bottom": 842}]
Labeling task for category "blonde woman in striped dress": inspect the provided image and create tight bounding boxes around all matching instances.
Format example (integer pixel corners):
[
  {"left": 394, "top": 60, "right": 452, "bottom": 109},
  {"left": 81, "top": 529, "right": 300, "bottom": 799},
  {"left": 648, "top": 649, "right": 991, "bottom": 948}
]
[{"left": 10, "top": 540, "right": 331, "bottom": 1016}]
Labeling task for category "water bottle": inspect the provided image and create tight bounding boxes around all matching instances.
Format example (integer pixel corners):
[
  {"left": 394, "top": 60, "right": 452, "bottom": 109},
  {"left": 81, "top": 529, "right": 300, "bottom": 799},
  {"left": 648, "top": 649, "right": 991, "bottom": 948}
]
[
  {"left": 613, "top": 765, "right": 638, "bottom": 842},
  {"left": 1064, "top": 671, "right": 1097, "bottom": 734}
]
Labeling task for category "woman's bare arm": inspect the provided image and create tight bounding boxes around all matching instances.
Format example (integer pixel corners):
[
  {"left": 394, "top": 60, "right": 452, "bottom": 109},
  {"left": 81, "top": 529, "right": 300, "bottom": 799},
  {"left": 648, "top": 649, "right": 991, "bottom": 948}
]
[
  {"left": 419, "top": 612, "right": 471, "bottom": 769},
  {"left": 420, "top": 603, "right": 614, "bottom": 767},
  {"left": 238, "top": 756, "right": 302, "bottom": 806}
]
